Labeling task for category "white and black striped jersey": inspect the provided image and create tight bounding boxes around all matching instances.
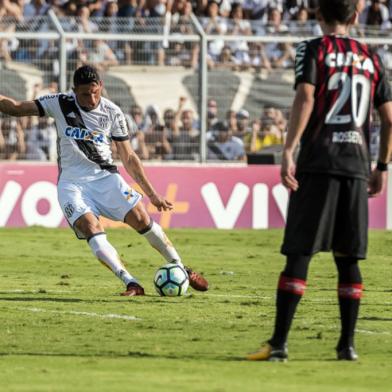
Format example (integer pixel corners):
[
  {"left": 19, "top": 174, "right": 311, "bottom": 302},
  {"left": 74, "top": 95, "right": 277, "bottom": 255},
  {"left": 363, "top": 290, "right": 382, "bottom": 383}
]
[{"left": 35, "top": 92, "right": 129, "bottom": 182}]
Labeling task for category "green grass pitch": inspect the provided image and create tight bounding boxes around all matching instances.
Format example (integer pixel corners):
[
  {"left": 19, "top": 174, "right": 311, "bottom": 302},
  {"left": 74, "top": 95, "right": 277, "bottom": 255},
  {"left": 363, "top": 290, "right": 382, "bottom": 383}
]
[{"left": 0, "top": 227, "right": 392, "bottom": 391}]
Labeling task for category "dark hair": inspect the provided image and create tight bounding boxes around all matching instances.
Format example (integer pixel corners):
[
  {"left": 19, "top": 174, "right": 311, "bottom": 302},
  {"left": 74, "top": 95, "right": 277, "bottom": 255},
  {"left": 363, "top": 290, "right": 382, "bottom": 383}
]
[
  {"left": 73, "top": 65, "right": 101, "bottom": 87},
  {"left": 319, "top": 0, "right": 358, "bottom": 25}
]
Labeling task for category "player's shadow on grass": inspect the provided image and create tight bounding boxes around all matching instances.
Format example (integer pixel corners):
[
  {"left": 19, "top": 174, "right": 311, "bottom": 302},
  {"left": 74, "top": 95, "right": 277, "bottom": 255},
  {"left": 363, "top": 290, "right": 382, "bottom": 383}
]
[
  {"left": 0, "top": 351, "right": 242, "bottom": 362},
  {"left": 360, "top": 316, "right": 392, "bottom": 321},
  {"left": 0, "top": 295, "right": 208, "bottom": 305}
]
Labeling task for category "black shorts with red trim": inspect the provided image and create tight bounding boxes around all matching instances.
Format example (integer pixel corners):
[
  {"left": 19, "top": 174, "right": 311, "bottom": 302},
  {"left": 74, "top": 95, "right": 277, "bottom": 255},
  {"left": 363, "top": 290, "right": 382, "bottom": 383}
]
[{"left": 281, "top": 173, "right": 368, "bottom": 259}]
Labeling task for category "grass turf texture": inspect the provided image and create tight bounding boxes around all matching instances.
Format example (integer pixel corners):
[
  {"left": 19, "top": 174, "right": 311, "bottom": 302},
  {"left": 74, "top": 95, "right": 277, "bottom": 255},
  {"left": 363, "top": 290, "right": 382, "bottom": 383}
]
[{"left": 0, "top": 227, "right": 391, "bottom": 392}]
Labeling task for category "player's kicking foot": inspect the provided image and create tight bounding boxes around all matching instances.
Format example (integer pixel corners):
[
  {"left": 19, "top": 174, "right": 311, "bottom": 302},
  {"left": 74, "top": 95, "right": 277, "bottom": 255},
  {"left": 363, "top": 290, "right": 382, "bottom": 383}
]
[
  {"left": 246, "top": 342, "right": 288, "bottom": 362},
  {"left": 184, "top": 266, "right": 209, "bottom": 291},
  {"left": 337, "top": 346, "right": 358, "bottom": 361},
  {"left": 121, "top": 282, "right": 145, "bottom": 296}
]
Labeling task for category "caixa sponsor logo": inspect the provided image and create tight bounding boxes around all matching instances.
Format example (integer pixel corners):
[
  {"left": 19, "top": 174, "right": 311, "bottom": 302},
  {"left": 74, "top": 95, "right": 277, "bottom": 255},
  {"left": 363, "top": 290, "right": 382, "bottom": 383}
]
[{"left": 65, "top": 126, "right": 104, "bottom": 143}]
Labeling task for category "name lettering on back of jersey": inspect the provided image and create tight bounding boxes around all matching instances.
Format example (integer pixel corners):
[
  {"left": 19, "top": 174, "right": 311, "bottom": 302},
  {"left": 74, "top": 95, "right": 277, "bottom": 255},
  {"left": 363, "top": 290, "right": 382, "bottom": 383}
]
[
  {"left": 65, "top": 126, "right": 104, "bottom": 143},
  {"left": 332, "top": 131, "right": 363, "bottom": 145},
  {"left": 325, "top": 52, "right": 375, "bottom": 73}
]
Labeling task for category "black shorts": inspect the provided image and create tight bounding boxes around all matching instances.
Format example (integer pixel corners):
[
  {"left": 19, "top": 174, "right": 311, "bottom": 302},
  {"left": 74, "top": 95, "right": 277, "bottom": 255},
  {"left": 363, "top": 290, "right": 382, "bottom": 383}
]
[{"left": 281, "top": 174, "right": 368, "bottom": 259}]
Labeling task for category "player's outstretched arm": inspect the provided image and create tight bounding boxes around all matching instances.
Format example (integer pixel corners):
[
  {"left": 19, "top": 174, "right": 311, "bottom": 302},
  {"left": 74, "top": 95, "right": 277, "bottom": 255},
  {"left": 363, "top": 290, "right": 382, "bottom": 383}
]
[
  {"left": 368, "top": 101, "right": 392, "bottom": 197},
  {"left": 115, "top": 139, "right": 173, "bottom": 211},
  {"left": 281, "top": 83, "right": 315, "bottom": 191},
  {"left": 0, "top": 95, "right": 40, "bottom": 117}
]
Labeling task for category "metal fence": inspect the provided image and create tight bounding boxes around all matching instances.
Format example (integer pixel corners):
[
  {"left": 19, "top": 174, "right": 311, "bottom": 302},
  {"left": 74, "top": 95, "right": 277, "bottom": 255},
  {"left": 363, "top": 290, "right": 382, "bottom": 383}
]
[{"left": 0, "top": 12, "right": 390, "bottom": 162}]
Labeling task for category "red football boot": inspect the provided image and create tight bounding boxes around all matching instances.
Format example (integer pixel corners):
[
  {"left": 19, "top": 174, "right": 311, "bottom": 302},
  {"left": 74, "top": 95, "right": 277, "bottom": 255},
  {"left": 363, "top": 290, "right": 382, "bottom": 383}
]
[
  {"left": 185, "top": 266, "right": 209, "bottom": 291},
  {"left": 121, "top": 282, "right": 145, "bottom": 296}
]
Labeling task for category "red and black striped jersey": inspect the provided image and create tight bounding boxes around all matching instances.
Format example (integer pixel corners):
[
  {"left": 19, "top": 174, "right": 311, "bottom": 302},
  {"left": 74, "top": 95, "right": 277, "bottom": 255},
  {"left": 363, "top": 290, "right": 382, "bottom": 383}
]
[{"left": 294, "top": 35, "right": 392, "bottom": 179}]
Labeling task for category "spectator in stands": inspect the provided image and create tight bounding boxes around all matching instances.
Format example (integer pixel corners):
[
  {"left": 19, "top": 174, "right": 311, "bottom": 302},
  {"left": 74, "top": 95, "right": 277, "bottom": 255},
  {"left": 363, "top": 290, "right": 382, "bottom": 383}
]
[
  {"left": 170, "top": 0, "right": 199, "bottom": 68},
  {"left": 77, "top": 5, "right": 99, "bottom": 33},
  {"left": 248, "top": 42, "right": 272, "bottom": 70},
  {"left": 169, "top": 109, "right": 199, "bottom": 160},
  {"left": 117, "top": 0, "right": 141, "bottom": 17},
  {"left": 123, "top": 104, "right": 150, "bottom": 159},
  {"left": 285, "top": 0, "right": 318, "bottom": 20},
  {"left": 23, "top": 0, "right": 50, "bottom": 17},
  {"left": 201, "top": 1, "right": 228, "bottom": 68},
  {"left": 359, "top": 0, "right": 391, "bottom": 31},
  {"left": 207, "top": 120, "right": 245, "bottom": 160},
  {"left": 141, "top": 104, "right": 171, "bottom": 159},
  {"left": 233, "top": 109, "right": 250, "bottom": 141},
  {"left": 207, "top": 98, "right": 219, "bottom": 130},
  {"left": 226, "top": 109, "right": 238, "bottom": 133},
  {"left": 79, "top": 39, "right": 119, "bottom": 71},
  {"left": 227, "top": 3, "right": 252, "bottom": 68},
  {"left": 0, "top": 116, "right": 25, "bottom": 160},
  {"left": 242, "top": 0, "right": 270, "bottom": 20},
  {"left": 0, "top": 0, "right": 23, "bottom": 20},
  {"left": 274, "top": 108, "right": 287, "bottom": 138},
  {"left": 254, "top": 6, "right": 295, "bottom": 69},
  {"left": 25, "top": 116, "right": 57, "bottom": 161},
  {"left": 163, "top": 108, "right": 176, "bottom": 130},
  {"left": 244, "top": 119, "right": 282, "bottom": 153},
  {"left": 288, "top": 6, "right": 319, "bottom": 35},
  {"left": 143, "top": 104, "right": 162, "bottom": 132},
  {"left": 0, "top": 38, "right": 11, "bottom": 63},
  {"left": 217, "top": 45, "right": 236, "bottom": 69},
  {"left": 126, "top": 104, "right": 144, "bottom": 133},
  {"left": 88, "top": 0, "right": 107, "bottom": 17}
]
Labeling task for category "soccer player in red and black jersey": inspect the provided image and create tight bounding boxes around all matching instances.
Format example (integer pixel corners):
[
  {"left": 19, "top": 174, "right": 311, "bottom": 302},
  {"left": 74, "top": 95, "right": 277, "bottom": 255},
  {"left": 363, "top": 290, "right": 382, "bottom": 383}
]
[{"left": 247, "top": 0, "right": 392, "bottom": 361}]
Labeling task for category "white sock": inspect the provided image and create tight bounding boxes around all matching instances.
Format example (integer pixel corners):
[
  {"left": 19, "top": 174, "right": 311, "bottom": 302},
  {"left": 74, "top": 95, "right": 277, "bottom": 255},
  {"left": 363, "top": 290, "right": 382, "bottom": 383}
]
[
  {"left": 88, "top": 233, "right": 137, "bottom": 287},
  {"left": 141, "top": 221, "right": 184, "bottom": 268}
]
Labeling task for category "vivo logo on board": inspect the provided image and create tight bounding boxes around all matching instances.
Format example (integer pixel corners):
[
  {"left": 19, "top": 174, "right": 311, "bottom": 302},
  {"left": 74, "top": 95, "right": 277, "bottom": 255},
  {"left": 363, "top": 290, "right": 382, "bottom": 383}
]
[{"left": 0, "top": 180, "right": 288, "bottom": 229}]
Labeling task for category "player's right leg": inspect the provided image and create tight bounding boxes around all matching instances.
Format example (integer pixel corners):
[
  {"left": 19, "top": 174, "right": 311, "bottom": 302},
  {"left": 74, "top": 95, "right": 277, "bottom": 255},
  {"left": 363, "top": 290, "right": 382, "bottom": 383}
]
[
  {"left": 247, "top": 254, "right": 310, "bottom": 361},
  {"left": 124, "top": 202, "right": 208, "bottom": 292},
  {"left": 74, "top": 213, "right": 145, "bottom": 296},
  {"left": 333, "top": 257, "right": 362, "bottom": 361},
  {"left": 57, "top": 180, "right": 144, "bottom": 296}
]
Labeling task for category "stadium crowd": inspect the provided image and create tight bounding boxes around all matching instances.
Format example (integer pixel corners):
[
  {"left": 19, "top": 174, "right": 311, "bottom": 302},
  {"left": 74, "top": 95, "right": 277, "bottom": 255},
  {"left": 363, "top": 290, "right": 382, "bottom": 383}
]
[
  {"left": 0, "top": 0, "right": 389, "bottom": 161},
  {"left": 0, "top": 88, "right": 288, "bottom": 161},
  {"left": 1, "top": 1, "right": 392, "bottom": 68}
]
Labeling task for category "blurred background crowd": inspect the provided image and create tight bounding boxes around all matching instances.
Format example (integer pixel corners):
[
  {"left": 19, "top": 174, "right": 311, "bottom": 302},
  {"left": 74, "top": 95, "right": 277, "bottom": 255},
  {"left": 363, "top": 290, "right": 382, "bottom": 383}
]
[
  {"left": 0, "top": 0, "right": 389, "bottom": 161},
  {"left": 2, "top": 0, "right": 392, "bottom": 69}
]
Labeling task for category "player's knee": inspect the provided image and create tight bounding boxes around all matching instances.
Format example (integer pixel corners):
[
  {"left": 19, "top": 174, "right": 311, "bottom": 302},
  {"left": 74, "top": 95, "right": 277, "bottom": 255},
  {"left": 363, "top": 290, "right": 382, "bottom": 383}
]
[
  {"left": 74, "top": 214, "right": 103, "bottom": 238},
  {"left": 124, "top": 203, "right": 151, "bottom": 232},
  {"left": 283, "top": 254, "right": 311, "bottom": 281},
  {"left": 334, "top": 256, "right": 362, "bottom": 284}
]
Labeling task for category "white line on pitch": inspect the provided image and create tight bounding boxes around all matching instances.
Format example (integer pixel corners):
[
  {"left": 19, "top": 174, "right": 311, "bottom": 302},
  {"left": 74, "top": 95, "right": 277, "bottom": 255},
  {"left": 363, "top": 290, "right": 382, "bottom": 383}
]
[
  {"left": 0, "top": 289, "right": 72, "bottom": 294},
  {"left": 356, "top": 329, "right": 391, "bottom": 335},
  {"left": 204, "top": 293, "right": 272, "bottom": 299},
  {"left": 19, "top": 307, "right": 141, "bottom": 321}
]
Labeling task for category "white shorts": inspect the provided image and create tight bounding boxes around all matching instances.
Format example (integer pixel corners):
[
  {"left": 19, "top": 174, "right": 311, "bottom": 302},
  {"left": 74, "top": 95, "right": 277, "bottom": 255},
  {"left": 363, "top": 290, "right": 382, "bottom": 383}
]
[{"left": 58, "top": 173, "right": 142, "bottom": 239}]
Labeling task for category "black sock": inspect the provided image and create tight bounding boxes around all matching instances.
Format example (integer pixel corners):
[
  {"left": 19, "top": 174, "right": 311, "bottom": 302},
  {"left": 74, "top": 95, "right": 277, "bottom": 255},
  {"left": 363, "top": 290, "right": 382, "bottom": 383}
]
[
  {"left": 335, "top": 257, "right": 363, "bottom": 350},
  {"left": 270, "top": 255, "right": 311, "bottom": 347}
]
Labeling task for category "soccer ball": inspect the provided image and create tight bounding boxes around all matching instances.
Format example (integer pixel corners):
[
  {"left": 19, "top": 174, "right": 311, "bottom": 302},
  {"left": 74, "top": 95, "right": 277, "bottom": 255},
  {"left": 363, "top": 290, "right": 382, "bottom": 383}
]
[{"left": 154, "top": 263, "right": 189, "bottom": 297}]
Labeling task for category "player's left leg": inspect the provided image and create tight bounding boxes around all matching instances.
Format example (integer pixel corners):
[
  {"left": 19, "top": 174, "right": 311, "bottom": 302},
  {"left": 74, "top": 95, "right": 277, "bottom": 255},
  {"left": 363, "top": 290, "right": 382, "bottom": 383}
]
[
  {"left": 332, "top": 178, "right": 367, "bottom": 360},
  {"left": 334, "top": 256, "right": 362, "bottom": 361},
  {"left": 124, "top": 202, "right": 208, "bottom": 291}
]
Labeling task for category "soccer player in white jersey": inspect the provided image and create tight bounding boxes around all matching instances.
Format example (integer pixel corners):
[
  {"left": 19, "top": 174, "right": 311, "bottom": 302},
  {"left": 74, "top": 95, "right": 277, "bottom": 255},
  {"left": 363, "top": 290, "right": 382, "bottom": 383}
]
[{"left": 0, "top": 65, "right": 208, "bottom": 296}]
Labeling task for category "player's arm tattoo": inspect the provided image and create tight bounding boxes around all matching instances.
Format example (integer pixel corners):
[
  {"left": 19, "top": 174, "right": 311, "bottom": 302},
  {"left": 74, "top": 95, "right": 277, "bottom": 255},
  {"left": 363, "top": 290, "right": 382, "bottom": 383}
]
[
  {"left": 0, "top": 96, "right": 40, "bottom": 117},
  {"left": 116, "top": 140, "right": 157, "bottom": 198}
]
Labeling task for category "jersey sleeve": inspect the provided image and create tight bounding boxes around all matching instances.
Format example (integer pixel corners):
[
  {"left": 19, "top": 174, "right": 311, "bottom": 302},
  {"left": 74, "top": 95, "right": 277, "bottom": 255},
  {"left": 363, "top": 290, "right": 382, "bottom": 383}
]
[
  {"left": 294, "top": 40, "right": 317, "bottom": 89},
  {"left": 374, "top": 54, "right": 392, "bottom": 108},
  {"left": 34, "top": 94, "right": 61, "bottom": 118},
  {"left": 110, "top": 109, "right": 130, "bottom": 141}
]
